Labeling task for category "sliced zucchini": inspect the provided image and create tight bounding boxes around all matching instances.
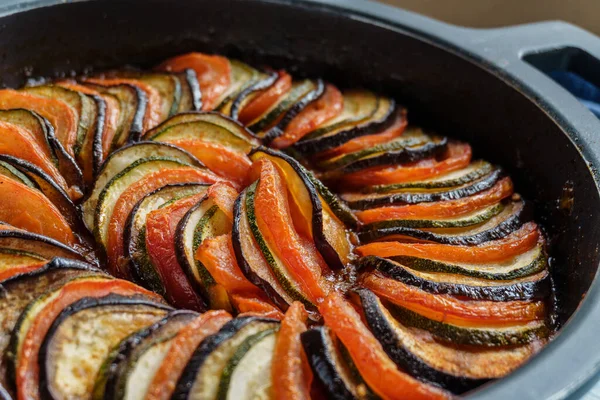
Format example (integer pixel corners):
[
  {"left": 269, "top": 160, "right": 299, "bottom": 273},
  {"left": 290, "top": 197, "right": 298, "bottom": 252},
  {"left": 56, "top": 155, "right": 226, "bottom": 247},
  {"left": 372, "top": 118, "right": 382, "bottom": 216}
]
[
  {"left": 359, "top": 199, "right": 528, "bottom": 245},
  {"left": 358, "top": 256, "right": 550, "bottom": 301},
  {"left": 0, "top": 229, "right": 86, "bottom": 262},
  {"left": 214, "top": 60, "right": 266, "bottom": 115},
  {"left": 357, "top": 289, "right": 545, "bottom": 393},
  {"left": 83, "top": 141, "right": 203, "bottom": 230},
  {"left": 367, "top": 160, "right": 494, "bottom": 192},
  {"left": 125, "top": 183, "right": 209, "bottom": 294},
  {"left": 230, "top": 71, "right": 278, "bottom": 120},
  {"left": 343, "top": 167, "right": 502, "bottom": 210},
  {"left": 177, "top": 69, "right": 202, "bottom": 112},
  {"left": 294, "top": 94, "right": 396, "bottom": 155},
  {"left": 247, "top": 79, "right": 319, "bottom": 135},
  {"left": 301, "top": 326, "right": 377, "bottom": 400},
  {"left": 173, "top": 317, "right": 279, "bottom": 400},
  {"left": 388, "top": 243, "right": 548, "bottom": 281},
  {"left": 0, "top": 247, "right": 47, "bottom": 273},
  {"left": 93, "top": 310, "right": 197, "bottom": 400},
  {"left": 0, "top": 160, "right": 37, "bottom": 188},
  {"left": 38, "top": 294, "right": 172, "bottom": 400},
  {"left": 175, "top": 196, "right": 231, "bottom": 306}
]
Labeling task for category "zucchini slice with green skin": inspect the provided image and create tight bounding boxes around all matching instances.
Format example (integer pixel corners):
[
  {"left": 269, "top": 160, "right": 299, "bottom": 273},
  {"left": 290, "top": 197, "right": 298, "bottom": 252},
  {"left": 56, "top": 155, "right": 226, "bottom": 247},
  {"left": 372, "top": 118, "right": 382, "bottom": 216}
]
[
  {"left": 262, "top": 79, "right": 325, "bottom": 145},
  {"left": 0, "top": 160, "right": 37, "bottom": 188},
  {"left": 359, "top": 199, "right": 529, "bottom": 245},
  {"left": 362, "top": 201, "right": 505, "bottom": 231},
  {"left": 244, "top": 182, "right": 317, "bottom": 312},
  {"left": 344, "top": 168, "right": 503, "bottom": 210},
  {"left": 124, "top": 183, "right": 209, "bottom": 294},
  {"left": 388, "top": 243, "right": 548, "bottom": 281},
  {"left": 177, "top": 69, "right": 202, "bottom": 112},
  {"left": 358, "top": 256, "right": 551, "bottom": 301},
  {"left": 230, "top": 71, "right": 278, "bottom": 121},
  {"left": 82, "top": 141, "right": 203, "bottom": 230},
  {"left": 93, "top": 157, "right": 199, "bottom": 250},
  {"left": 38, "top": 294, "right": 172, "bottom": 400},
  {"left": 214, "top": 60, "right": 266, "bottom": 115},
  {"left": 175, "top": 197, "right": 231, "bottom": 305},
  {"left": 93, "top": 310, "right": 197, "bottom": 400},
  {"left": 82, "top": 82, "right": 147, "bottom": 147},
  {"left": 249, "top": 147, "right": 356, "bottom": 269},
  {"left": 0, "top": 229, "right": 87, "bottom": 262},
  {"left": 216, "top": 327, "right": 279, "bottom": 400},
  {"left": 366, "top": 160, "right": 494, "bottom": 192},
  {"left": 293, "top": 95, "right": 396, "bottom": 155},
  {"left": 144, "top": 111, "right": 258, "bottom": 144},
  {"left": 173, "top": 317, "right": 279, "bottom": 400},
  {"left": 247, "top": 79, "right": 320, "bottom": 135},
  {"left": 231, "top": 188, "right": 294, "bottom": 313},
  {"left": 301, "top": 326, "right": 378, "bottom": 400},
  {"left": 22, "top": 84, "right": 98, "bottom": 156}
]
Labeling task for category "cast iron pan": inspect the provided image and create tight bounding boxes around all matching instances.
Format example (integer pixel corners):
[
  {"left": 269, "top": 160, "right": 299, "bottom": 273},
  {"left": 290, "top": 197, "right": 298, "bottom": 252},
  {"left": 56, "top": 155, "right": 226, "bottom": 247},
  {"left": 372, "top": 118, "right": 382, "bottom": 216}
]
[{"left": 1, "top": 0, "right": 600, "bottom": 398}]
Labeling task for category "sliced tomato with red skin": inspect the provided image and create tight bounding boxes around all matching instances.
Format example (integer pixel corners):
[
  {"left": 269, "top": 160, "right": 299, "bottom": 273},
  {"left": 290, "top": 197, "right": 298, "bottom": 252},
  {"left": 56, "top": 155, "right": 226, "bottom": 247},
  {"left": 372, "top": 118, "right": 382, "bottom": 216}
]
[
  {"left": 316, "top": 110, "right": 407, "bottom": 160},
  {"left": 84, "top": 78, "right": 163, "bottom": 131},
  {"left": 0, "top": 89, "right": 78, "bottom": 157},
  {"left": 0, "top": 121, "right": 70, "bottom": 194},
  {"left": 0, "top": 176, "right": 78, "bottom": 246},
  {"left": 145, "top": 193, "right": 208, "bottom": 310},
  {"left": 252, "top": 159, "right": 332, "bottom": 302},
  {"left": 231, "top": 294, "right": 285, "bottom": 320},
  {"left": 156, "top": 53, "right": 231, "bottom": 111},
  {"left": 106, "top": 167, "right": 222, "bottom": 278},
  {"left": 357, "top": 222, "right": 540, "bottom": 264},
  {"left": 362, "top": 271, "right": 545, "bottom": 327},
  {"left": 164, "top": 139, "right": 252, "bottom": 188},
  {"left": 145, "top": 310, "right": 232, "bottom": 400},
  {"left": 238, "top": 70, "right": 292, "bottom": 124},
  {"left": 272, "top": 302, "right": 312, "bottom": 400},
  {"left": 319, "top": 292, "right": 451, "bottom": 400},
  {"left": 356, "top": 176, "right": 513, "bottom": 224},
  {"left": 16, "top": 277, "right": 162, "bottom": 400},
  {"left": 271, "top": 84, "right": 343, "bottom": 149},
  {"left": 206, "top": 182, "right": 238, "bottom": 221},
  {"left": 340, "top": 141, "right": 472, "bottom": 189}
]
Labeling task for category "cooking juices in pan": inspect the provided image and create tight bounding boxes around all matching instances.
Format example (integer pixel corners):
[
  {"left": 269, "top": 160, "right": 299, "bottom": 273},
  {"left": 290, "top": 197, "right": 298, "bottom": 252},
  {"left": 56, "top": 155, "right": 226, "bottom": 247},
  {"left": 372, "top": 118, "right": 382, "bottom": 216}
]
[{"left": 0, "top": 52, "right": 553, "bottom": 399}]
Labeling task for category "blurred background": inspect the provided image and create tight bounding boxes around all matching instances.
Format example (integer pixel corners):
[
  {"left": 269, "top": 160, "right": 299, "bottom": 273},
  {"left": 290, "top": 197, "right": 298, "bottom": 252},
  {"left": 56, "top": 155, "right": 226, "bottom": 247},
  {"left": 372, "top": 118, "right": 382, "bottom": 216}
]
[{"left": 379, "top": 0, "right": 600, "bottom": 34}]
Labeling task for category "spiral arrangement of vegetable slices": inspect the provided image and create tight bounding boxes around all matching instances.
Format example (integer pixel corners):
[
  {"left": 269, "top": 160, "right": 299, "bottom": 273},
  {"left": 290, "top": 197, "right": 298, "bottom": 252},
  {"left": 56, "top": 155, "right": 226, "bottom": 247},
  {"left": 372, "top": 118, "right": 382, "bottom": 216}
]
[{"left": 0, "top": 52, "right": 551, "bottom": 399}]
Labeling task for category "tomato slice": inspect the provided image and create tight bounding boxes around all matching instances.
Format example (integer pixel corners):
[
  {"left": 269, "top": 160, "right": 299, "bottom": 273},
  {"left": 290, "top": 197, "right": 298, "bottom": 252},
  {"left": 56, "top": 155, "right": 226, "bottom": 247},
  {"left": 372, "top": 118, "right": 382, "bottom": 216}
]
[
  {"left": 0, "top": 176, "right": 77, "bottom": 246},
  {"left": 0, "top": 121, "right": 70, "bottom": 194},
  {"left": 319, "top": 292, "right": 450, "bottom": 400},
  {"left": 357, "top": 222, "right": 539, "bottom": 263},
  {"left": 84, "top": 78, "right": 162, "bottom": 132},
  {"left": 271, "top": 84, "right": 343, "bottom": 149},
  {"left": 0, "top": 89, "right": 78, "bottom": 157},
  {"left": 230, "top": 293, "right": 285, "bottom": 320},
  {"left": 341, "top": 142, "right": 472, "bottom": 189},
  {"left": 145, "top": 193, "right": 208, "bottom": 311},
  {"left": 272, "top": 302, "right": 312, "bottom": 400},
  {"left": 16, "top": 277, "right": 162, "bottom": 400},
  {"left": 316, "top": 110, "right": 407, "bottom": 160},
  {"left": 356, "top": 177, "right": 513, "bottom": 224},
  {"left": 238, "top": 70, "right": 292, "bottom": 124},
  {"left": 106, "top": 167, "right": 222, "bottom": 278},
  {"left": 0, "top": 262, "right": 47, "bottom": 282},
  {"left": 253, "top": 159, "right": 331, "bottom": 302},
  {"left": 362, "top": 272, "right": 545, "bottom": 326},
  {"left": 145, "top": 310, "right": 232, "bottom": 400},
  {"left": 206, "top": 182, "right": 238, "bottom": 222},
  {"left": 156, "top": 52, "right": 231, "bottom": 111},
  {"left": 164, "top": 139, "right": 252, "bottom": 188}
]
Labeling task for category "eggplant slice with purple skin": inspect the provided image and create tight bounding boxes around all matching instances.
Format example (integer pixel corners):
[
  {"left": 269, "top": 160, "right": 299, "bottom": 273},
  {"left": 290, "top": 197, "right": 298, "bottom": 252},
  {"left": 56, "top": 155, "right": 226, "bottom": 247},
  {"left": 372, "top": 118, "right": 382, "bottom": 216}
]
[{"left": 0, "top": 229, "right": 88, "bottom": 263}]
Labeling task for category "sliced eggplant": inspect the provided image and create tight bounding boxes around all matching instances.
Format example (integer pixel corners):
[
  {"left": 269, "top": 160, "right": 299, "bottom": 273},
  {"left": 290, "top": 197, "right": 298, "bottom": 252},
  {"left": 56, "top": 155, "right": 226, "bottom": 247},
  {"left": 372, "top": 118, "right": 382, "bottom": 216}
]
[
  {"left": 177, "top": 69, "right": 202, "bottom": 112},
  {"left": 358, "top": 256, "right": 551, "bottom": 301},
  {"left": 344, "top": 167, "right": 502, "bottom": 210},
  {"left": 82, "top": 141, "right": 203, "bottom": 231},
  {"left": 0, "top": 229, "right": 86, "bottom": 262},
  {"left": 93, "top": 310, "right": 197, "bottom": 400},
  {"left": 357, "top": 289, "right": 545, "bottom": 393},
  {"left": 38, "top": 294, "right": 172, "bottom": 400},
  {"left": 301, "top": 326, "right": 377, "bottom": 400},
  {"left": 293, "top": 94, "right": 396, "bottom": 155},
  {"left": 214, "top": 60, "right": 267, "bottom": 115},
  {"left": 125, "top": 183, "right": 209, "bottom": 295},
  {"left": 230, "top": 71, "right": 278, "bottom": 120},
  {"left": 388, "top": 243, "right": 548, "bottom": 280},
  {"left": 173, "top": 317, "right": 279, "bottom": 400},
  {"left": 0, "top": 160, "right": 37, "bottom": 188},
  {"left": 175, "top": 196, "right": 231, "bottom": 305},
  {"left": 359, "top": 199, "right": 529, "bottom": 245}
]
